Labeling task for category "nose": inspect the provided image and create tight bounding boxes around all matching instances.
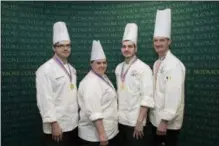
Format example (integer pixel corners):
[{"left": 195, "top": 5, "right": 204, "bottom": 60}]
[
  {"left": 123, "top": 46, "right": 129, "bottom": 51},
  {"left": 63, "top": 45, "right": 69, "bottom": 50},
  {"left": 155, "top": 40, "right": 160, "bottom": 45},
  {"left": 155, "top": 41, "right": 162, "bottom": 47},
  {"left": 100, "top": 63, "right": 104, "bottom": 68}
]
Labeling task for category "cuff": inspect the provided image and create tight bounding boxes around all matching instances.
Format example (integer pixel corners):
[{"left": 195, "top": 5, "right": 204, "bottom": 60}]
[
  {"left": 89, "top": 112, "right": 104, "bottom": 121},
  {"left": 42, "top": 111, "right": 56, "bottom": 123},
  {"left": 160, "top": 110, "right": 175, "bottom": 121},
  {"left": 141, "top": 96, "right": 155, "bottom": 108}
]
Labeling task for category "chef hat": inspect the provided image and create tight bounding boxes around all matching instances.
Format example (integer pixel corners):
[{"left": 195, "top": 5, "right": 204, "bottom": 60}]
[
  {"left": 122, "top": 23, "right": 138, "bottom": 48},
  {"left": 154, "top": 8, "right": 171, "bottom": 39},
  {"left": 53, "top": 21, "right": 70, "bottom": 45},
  {"left": 90, "top": 40, "right": 106, "bottom": 61}
]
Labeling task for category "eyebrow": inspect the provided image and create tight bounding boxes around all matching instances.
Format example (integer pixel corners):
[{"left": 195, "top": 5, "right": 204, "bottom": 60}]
[
  {"left": 122, "top": 44, "right": 134, "bottom": 47},
  {"left": 96, "top": 61, "right": 107, "bottom": 64},
  {"left": 54, "top": 42, "right": 71, "bottom": 45}
]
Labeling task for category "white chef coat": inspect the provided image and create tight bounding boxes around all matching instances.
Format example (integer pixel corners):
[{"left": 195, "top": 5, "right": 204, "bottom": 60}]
[
  {"left": 78, "top": 71, "right": 118, "bottom": 142},
  {"left": 36, "top": 58, "right": 78, "bottom": 134},
  {"left": 115, "top": 57, "right": 154, "bottom": 127},
  {"left": 150, "top": 50, "right": 186, "bottom": 130}
]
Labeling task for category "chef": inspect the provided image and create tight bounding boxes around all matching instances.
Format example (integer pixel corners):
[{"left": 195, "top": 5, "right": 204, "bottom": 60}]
[
  {"left": 115, "top": 23, "right": 154, "bottom": 146},
  {"left": 36, "top": 21, "right": 79, "bottom": 146},
  {"left": 149, "top": 8, "right": 186, "bottom": 146},
  {"left": 78, "top": 40, "right": 118, "bottom": 146}
]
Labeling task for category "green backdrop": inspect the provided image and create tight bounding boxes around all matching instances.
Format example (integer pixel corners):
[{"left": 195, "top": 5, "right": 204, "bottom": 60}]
[{"left": 1, "top": 1, "right": 219, "bottom": 146}]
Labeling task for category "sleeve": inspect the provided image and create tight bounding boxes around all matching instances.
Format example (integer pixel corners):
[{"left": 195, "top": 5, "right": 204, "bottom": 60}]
[
  {"left": 153, "top": 60, "right": 157, "bottom": 74},
  {"left": 139, "top": 66, "right": 155, "bottom": 108},
  {"left": 83, "top": 80, "right": 104, "bottom": 121},
  {"left": 36, "top": 68, "right": 56, "bottom": 123},
  {"left": 160, "top": 64, "right": 185, "bottom": 121},
  {"left": 115, "top": 64, "right": 120, "bottom": 90}
]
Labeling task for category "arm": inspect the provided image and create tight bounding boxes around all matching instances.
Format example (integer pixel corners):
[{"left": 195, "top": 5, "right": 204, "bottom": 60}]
[
  {"left": 137, "top": 107, "right": 148, "bottom": 124},
  {"left": 115, "top": 65, "right": 120, "bottom": 90},
  {"left": 36, "top": 69, "right": 56, "bottom": 123},
  {"left": 160, "top": 64, "right": 185, "bottom": 121},
  {"left": 83, "top": 81, "right": 107, "bottom": 142},
  {"left": 94, "top": 120, "right": 108, "bottom": 145},
  {"left": 133, "top": 67, "right": 154, "bottom": 139},
  {"left": 138, "top": 66, "right": 154, "bottom": 121},
  {"left": 36, "top": 69, "right": 62, "bottom": 141}
]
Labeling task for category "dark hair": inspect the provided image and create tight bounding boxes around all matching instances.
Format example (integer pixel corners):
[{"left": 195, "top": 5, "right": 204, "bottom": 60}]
[
  {"left": 90, "top": 60, "right": 107, "bottom": 64},
  {"left": 53, "top": 42, "right": 59, "bottom": 47}
]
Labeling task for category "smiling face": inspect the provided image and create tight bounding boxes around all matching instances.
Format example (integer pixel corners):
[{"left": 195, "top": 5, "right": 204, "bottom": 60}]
[
  {"left": 91, "top": 59, "right": 107, "bottom": 76},
  {"left": 153, "top": 37, "right": 171, "bottom": 55},
  {"left": 121, "top": 40, "right": 136, "bottom": 59},
  {"left": 54, "top": 40, "right": 71, "bottom": 60}
]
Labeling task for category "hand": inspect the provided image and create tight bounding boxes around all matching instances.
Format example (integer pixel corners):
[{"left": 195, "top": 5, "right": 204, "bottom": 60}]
[
  {"left": 157, "top": 120, "right": 168, "bottom": 136},
  {"left": 99, "top": 133, "right": 108, "bottom": 146},
  {"left": 133, "top": 120, "right": 144, "bottom": 140},
  {"left": 51, "top": 122, "right": 63, "bottom": 142}
]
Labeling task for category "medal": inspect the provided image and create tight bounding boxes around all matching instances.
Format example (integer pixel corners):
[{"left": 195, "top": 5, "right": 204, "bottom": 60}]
[
  {"left": 70, "top": 84, "right": 74, "bottom": 90},
  {"left": 120, "top": 56, "right": 138, "bottom": 90},
  {"left": 120, "top": 83, "right": 125, "bottom": 90},
  {"left": 53, "top": 56, "right": 74, "bottom": 90}
]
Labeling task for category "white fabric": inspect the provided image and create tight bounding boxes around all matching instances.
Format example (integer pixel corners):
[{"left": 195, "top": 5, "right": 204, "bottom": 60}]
[
  {"left": 150, "top": 50, "right": 186, "bottom": 130},
  {"left": 122, "top": 23, "right": 138, "bottom": 47},
  {"left": 78, "top": 71, "right": 118, "bottom": 142},
  {"left": 90, "top": 40, "right": 106, "bottom": 61},
  {"left": 53, "top": 21, "right": 70, "bottom": 44},
  {"left": 64, "top": 64, "right": 70, "bottom": 74},
  {"left": 153, "top": 8, "right": 171, "bottom": 38},
  {"left": 36, "top": 58, "right": 78, "bottom": 134},
  {"left": 115, "top": 58, "right": 154, "bottom": 127}
]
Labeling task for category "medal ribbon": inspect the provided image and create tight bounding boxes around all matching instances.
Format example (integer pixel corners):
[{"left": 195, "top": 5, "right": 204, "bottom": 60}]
[
  {"left": 53, "top": 57, "right": 72, "bottom": 82},
  {"left": 120, "top": 57, "right": 138, "bottom": 83},
  {"left": 91, "top": 70, "right": 113, "bottom": 89}
]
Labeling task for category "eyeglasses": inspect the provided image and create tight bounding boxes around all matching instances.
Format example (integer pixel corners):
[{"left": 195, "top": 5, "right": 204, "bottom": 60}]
[{"left": 54, "top": 44, "right": 71, "bottom": 49}]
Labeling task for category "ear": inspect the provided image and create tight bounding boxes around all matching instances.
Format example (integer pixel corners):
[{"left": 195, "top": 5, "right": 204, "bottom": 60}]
[
  {"left": 168, "top": 39, "right": 172, "bottom": 46},
  {"left": 90, "top": 62, "right": 95, "bottom": 70},
  {"left": 53, "top": 44, "right": 56, "bottom": 51},
  {"left": 134, "top": 47, "right": 137, "bottom": 53},
  {"left": 133, "top": 43, "right": 137, "bottom": 53}
]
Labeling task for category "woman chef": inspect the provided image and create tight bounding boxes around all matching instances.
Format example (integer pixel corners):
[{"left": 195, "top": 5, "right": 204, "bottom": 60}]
[{"left": 78, "top": 40, "right": 119, "bottom": 146}]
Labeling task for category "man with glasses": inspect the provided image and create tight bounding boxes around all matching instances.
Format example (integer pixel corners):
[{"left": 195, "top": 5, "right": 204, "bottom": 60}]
[{"left": 36, "top": 21, "right": 79, "bottom": 146}]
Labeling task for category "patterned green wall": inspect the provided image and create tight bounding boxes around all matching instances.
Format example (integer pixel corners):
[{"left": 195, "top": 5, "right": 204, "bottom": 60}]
[{"left": 1, "top": 1, "right": 219, "bottom": 146}]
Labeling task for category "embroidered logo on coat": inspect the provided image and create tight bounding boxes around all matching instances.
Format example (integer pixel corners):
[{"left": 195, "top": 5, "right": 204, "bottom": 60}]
[{"left": 131, "top": 70, "right": 138, "bottom": 77}]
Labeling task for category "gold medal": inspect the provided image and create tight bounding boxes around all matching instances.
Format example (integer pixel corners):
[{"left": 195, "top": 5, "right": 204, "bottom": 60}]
[
  {"left": 70, "top": 84, "right": 74, "bottom": 90},
  {"left": 120, "top": 83, "right": 124, "bottom": 90}
]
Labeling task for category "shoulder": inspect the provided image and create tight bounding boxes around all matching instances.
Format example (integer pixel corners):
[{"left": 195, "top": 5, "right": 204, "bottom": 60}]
[
  {"left": 165, "top": 52, "right": 185, "bottom": 71},
  {"left": 115, "top": 62, "right": 124, "bottom": 74},
  {"left": 36, "top": 59, "right": 54, "bottom": 75},
  {"left": 69, "top": 64, "right": 77, "bottom": 75},
  {"left": 134, "top": 59, "right": 152, "bottom": 73},
  {"left": 79, "top": 72, "right": 100, "bottom": 88}
]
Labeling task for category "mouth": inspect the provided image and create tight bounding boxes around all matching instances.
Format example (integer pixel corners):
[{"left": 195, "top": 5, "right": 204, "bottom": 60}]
[
  {"left": 155, "top": 48, "right": 163, "bottom": 51},
  {"left": 99, "top": 68, "right": 105, "bottom": 72},
  {"left": 156, "top": 46, "right": 163, "bottom": 49},
  {"left": 124, "top": 52, "right": 130, "bottom": 55}
]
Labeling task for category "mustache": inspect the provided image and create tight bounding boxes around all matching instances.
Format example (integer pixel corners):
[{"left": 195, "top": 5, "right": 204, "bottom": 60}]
[{"left": 156, "top": 45, "right": 163, "bottom": 48}]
